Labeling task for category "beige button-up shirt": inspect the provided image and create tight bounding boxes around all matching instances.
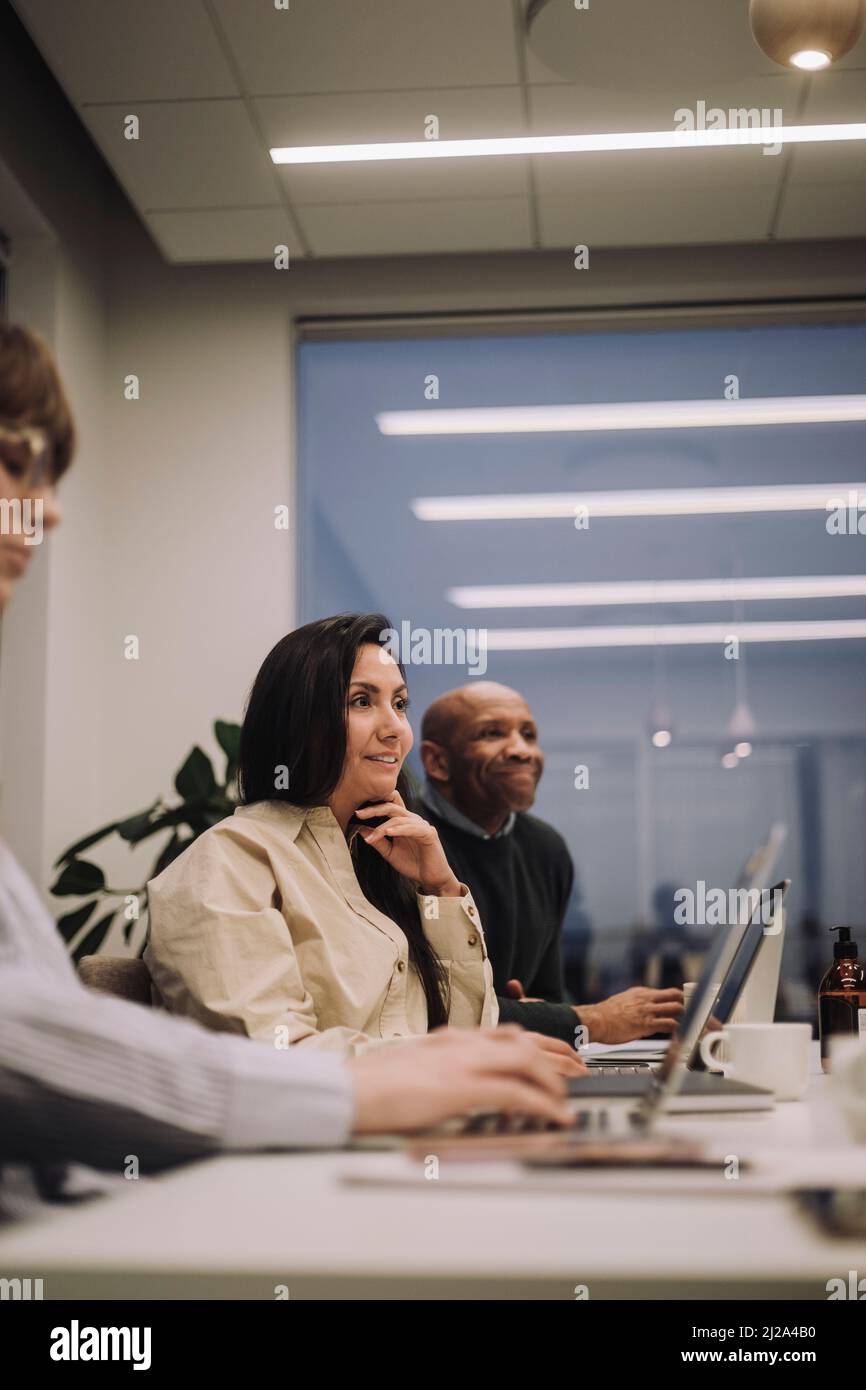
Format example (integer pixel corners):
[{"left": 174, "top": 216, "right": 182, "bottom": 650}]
[{"left": 145, "top": 801, "right": 498, "bottom": 1053}]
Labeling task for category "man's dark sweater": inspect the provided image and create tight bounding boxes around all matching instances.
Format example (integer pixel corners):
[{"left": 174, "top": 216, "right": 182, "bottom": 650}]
[{"left": 422, "top": 804, "right": 579, "bottom": 1044}]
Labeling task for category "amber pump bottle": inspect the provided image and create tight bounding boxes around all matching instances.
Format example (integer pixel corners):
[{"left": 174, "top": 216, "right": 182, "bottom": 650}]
[{"left": 819, "top": 926, "right": 866, "bottom": 1073}]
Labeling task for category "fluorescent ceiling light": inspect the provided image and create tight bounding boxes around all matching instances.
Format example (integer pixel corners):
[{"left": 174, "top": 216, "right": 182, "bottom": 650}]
[
  {"left": 484, "top": 620, "right": 866, "bottom": 651},
  {"left": 271, "top": 123, "right": 866, "bottom": 165},
  {"left": 411, "top": 484, "right": 866, "bottom": 522},
  {"left": 379, "top": 395, "right": 866, "bottom": 436},
  {"left": 448, "top": 576, "right": 866, "bottom": 609}
]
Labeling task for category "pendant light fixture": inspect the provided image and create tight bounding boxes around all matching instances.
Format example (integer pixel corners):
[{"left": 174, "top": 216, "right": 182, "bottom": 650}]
[
  {"left": 750, "top": 0, "right": 865, "bottom": 71},
  {"left": 723, "top": 631, "right": 757, "bottom": 764},
  {"left": 648, "top": 642, "right": 674, "bottom": 749}
]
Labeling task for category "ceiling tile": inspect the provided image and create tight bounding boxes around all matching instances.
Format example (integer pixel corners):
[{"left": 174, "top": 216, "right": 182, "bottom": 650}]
[
  {"left": 529, "top": 73, "right": 804, "bottom": 135},
  {"left": 256, "top": 86, "right": 528, "bottom": 144},
  {"left": 79, "top": 101, "right": 279, "bottom": 209},
  {"left": 801, "top": 69, "right": 866, "bottom": 121},
  {"left": 528, "top": 76, "right": 800, "bottom": 196},
  {"left": 147, "top": 207, "right": 303, "bottom": 263},
  {"left": 788, "top": 140, "right": 866, "bottom": 185},
  {"left": 13, "top": 0, "right": 238, "bottom": 102},
  {"left": 297, "top": 197, "right": 533, "bottom": 257},
  {"left": 538, "top": 180, "right": 777, "bottom": 248},
  {"left": 276, "top": 157, "right": 531, "bottom": 205},
  {"left": 522, "top": 0, "right": 862, "bottom": 87},
  {"left": 777, "top": 182, "right": 866, "bottom": 240},
  {"left": 532, "top": 145, "right": 787, "bottom": 198},
  {"left": 524, "top": 0, "right": 788, "bottom": 89},
  {"left": 211, "top": 0, "right": 521, "bottom": 94}
]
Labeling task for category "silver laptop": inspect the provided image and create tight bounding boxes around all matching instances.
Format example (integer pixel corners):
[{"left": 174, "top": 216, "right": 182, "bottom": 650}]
[
  {"left": 588, "top": 823, "right": 788, "bottom": 1070},
  {"left": 565, "top": 883, "right": 790, "bottom": 1121}
]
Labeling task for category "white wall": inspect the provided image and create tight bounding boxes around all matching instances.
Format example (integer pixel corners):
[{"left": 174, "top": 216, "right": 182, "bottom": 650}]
[{"left": 101, "top": 228, "right": 296, "bottom": 846}]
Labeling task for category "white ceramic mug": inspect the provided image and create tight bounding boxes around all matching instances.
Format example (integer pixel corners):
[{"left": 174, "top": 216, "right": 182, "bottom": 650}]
[{"left": 699, "top": 1022, "right": 812, "bottom": 1100}]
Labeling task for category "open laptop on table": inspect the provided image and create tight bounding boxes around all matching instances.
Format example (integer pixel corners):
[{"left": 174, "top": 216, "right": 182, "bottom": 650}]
[
  {"left": 588, "top": 823, "right": 787, "bottom": 1072},
  {"left": 566, "top": 880, "right": 790, "bottom": 1117}
]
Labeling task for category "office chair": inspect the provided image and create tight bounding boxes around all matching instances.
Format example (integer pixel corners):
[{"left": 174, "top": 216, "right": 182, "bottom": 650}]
[{"left": 78, "top": 955, "right": 153, "bottom": 1006}]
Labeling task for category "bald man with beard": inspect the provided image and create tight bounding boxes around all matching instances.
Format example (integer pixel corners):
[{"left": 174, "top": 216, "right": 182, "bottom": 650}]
[{"left": 419, "top": 683, "right": 683, "bottom": 1047}]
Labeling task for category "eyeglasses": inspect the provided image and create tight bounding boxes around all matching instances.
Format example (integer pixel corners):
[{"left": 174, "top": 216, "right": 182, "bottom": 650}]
[{"left": 0, "top": 420, "right": 54, "bottom": 488}]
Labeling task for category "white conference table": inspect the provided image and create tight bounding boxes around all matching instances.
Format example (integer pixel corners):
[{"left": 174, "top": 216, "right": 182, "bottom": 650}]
[{"left": 1, "top": 1045, "right": 865, "bottom": 1299}]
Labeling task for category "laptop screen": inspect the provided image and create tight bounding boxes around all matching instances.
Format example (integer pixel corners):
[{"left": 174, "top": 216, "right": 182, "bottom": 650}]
[
  {"left": 711, "top": 879, "right": 789, "bottom": 1025},
  {"left": 635, "top": 882, "right": 782, "bottom": 1122}
]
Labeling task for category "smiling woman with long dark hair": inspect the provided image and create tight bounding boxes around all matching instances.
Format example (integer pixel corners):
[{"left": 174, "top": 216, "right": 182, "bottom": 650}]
[{"left": 144, "top": 614, "right": 498, "bottom": 1050}]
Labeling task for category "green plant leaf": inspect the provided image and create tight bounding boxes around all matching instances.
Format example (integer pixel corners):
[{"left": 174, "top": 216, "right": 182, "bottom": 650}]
[
  {"left": 73, "top": 909, "right": 118, "bottom": 964},
  {"left": 175, "top": 746, "right": 217, "bottom": 800},
  {"left": 56, "top": 900, "right": 98, "bottom": 942},
  {"left": 122, "top": 805, "right": 190, "bottom": 841},
  {"left": 152, "top": 831, "right": 187, "bottom": 876},
  {"left": 116, "top": 800, "right": 161, "bottom": 842},
  {"left": 53, "top": 821, "right": 120, "bottom": 868},
  {"left": 52, "top": 858, "right": 106, "bottom": 897},
  {"left": 122, "top": 802, "right": 226, "bottom": 848},
  {"left": 214, "top": 720, "right": 241, "bottom": 781}
]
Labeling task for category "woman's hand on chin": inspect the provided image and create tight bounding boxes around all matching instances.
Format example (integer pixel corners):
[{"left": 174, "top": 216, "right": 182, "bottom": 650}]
[{"left": 354, "top": 791, "right": 462, "bottom": 896}]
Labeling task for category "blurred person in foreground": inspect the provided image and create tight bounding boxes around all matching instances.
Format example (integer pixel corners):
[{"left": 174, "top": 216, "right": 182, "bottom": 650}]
[{"left": 0, "top": 325, "right": 572, "bottom": 1222}]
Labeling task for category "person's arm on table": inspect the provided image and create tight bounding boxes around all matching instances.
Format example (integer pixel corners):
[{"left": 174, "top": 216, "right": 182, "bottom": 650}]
[
  {"left": 0, "top": 972, "right": 572, "bottom": 1174},
  {"left": 497, "top": 929, "right": 581, "bottom": 1047},
  {"left": 573, "top": 987, "right": 684, "bottom": 1045},
  {"left": 499, "top": 856, "right": 685, "bottom": 1046},
  {"left": 496, "top": 849, "right": 584, "bottom": 1048}
]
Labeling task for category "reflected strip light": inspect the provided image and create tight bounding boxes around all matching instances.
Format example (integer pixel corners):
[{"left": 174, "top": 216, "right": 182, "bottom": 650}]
[
  {"left": 411, "top": 484, "right": 866, "bottom": 522},
  {"left": 271, "top": 124, "right": 866, "bottom": 164},
  {"left": 379, "top": 396, "right": 866, "bottom": 436},
  {"left": 485, "top": 620, "right": 866, "bottom": 651},
  {"left": 448, "top": 576, "right": 866, "bottom": 609}
]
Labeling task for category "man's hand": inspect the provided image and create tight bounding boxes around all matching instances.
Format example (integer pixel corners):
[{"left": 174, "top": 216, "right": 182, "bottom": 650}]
[
  {"left": 504, "top": 978, "right": 543, "bottom": 1003},
  {"left": 574, "top": 987, "right": 684, "bottom": 1045},
  {"left": 347, "top": 1027, "right": 574, "bottom": 1134}
]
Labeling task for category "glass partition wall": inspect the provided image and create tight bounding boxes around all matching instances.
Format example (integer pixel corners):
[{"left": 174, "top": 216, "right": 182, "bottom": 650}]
[{"left": 297, "top": 321, "right": 866, "bottom": 1020}]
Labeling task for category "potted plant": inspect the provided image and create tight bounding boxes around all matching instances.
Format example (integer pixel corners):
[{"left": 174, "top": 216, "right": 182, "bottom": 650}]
[{"left": 51, "top": 720, "right": 240, "bottom": 960}]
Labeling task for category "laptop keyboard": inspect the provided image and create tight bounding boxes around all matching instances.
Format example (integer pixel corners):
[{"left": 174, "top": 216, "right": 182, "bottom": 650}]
[
  {"left": 446, "top": 1065, "right": 656, "bottom": 1134},
  {"left": 586, "top": 1063, "right": 656, "bottom": 1075}
]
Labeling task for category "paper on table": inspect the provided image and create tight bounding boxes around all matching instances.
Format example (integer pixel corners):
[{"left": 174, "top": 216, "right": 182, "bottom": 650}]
[{"left": 340, "top": 1144, "right": 866, "bottom": 1199}]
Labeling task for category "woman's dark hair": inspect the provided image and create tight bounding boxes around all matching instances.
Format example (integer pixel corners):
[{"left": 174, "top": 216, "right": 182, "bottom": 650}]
[{"left": 239, "top": 613, "right": 449, "bottom": 1029}]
